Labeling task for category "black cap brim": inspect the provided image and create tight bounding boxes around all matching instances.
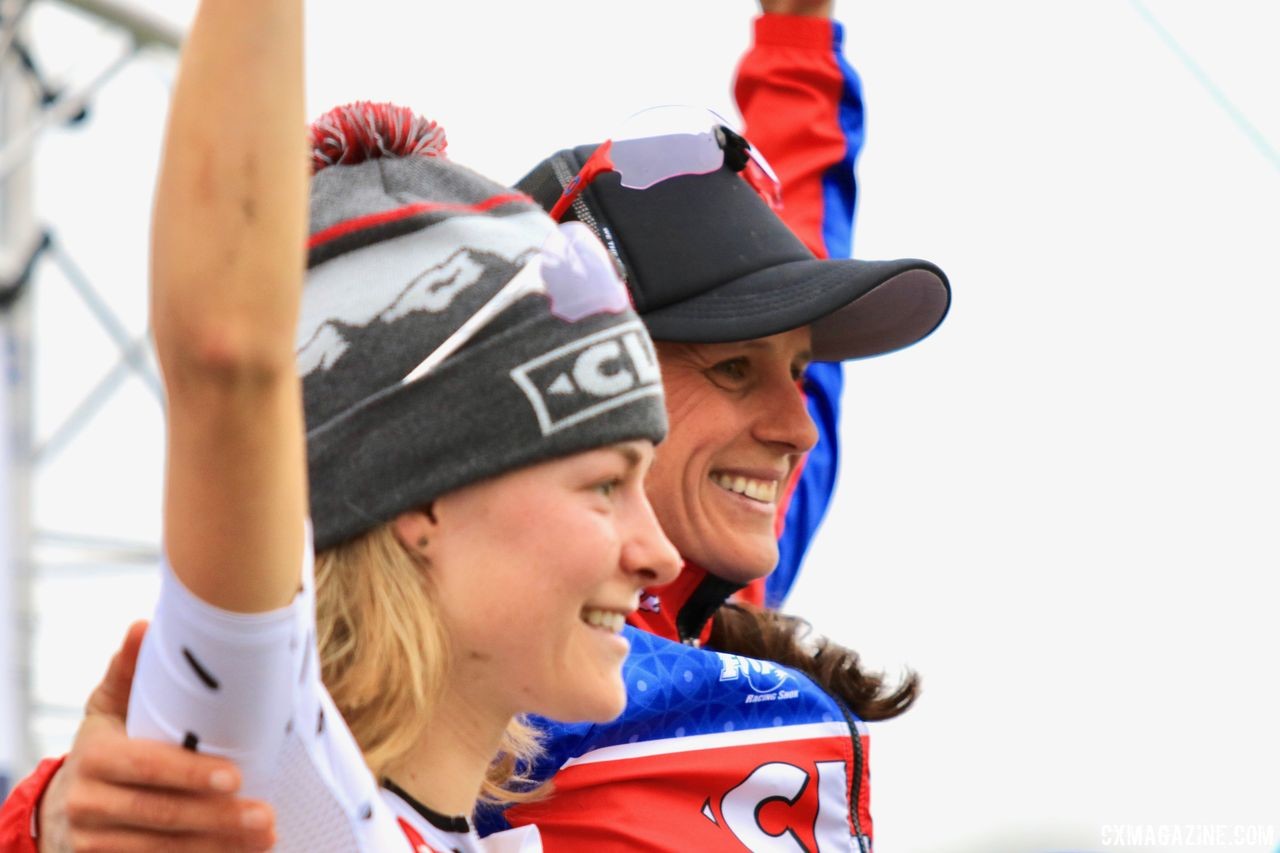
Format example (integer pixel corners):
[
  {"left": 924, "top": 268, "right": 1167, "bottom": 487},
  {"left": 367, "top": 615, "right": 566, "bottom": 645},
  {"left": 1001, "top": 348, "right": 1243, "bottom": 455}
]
[{"left": 638, "top": 255, "right": 950, "bottom": 362}]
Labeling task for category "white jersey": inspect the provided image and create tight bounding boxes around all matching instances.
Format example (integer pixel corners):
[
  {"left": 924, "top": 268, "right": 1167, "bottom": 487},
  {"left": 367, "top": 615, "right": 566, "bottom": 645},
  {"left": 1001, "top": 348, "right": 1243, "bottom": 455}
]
[{"left": 125, "top": 525, "right": 540, "bottom": 853}]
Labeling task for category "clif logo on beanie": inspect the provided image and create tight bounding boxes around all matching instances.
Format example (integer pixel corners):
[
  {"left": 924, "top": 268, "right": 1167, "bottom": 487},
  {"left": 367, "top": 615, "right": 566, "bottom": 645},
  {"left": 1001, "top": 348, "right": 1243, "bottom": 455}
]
[{"left": 511, "top": 321, "right": 661, "bottom": 436}]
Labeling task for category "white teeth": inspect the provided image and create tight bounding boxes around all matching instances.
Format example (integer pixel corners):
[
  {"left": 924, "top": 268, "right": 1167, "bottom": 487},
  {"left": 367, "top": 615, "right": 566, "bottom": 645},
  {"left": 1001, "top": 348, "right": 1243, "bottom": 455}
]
[
  {"left": 582, "top": 609, "right": 625, "bottom": 634},
  {"left": 711, "top": 472, "right": 779, "bottom": 504}
]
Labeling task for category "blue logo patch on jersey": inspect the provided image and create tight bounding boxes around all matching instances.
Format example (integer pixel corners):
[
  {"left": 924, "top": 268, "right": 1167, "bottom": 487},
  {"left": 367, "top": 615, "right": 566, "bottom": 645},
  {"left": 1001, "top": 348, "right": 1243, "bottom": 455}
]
[{"left": 716, "top": 653, "right": 792, "bottom": 695}]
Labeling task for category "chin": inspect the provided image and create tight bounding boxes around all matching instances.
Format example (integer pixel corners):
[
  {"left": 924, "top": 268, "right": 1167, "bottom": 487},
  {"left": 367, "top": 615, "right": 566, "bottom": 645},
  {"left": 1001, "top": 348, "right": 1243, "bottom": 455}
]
[
  {"left": 702, "top": 541, "right": 779, "bottom": 585},
  {"left": 541, "top": 680, "right": 628, "bottom": 724},
  {"left": 590, "top": 692, "right": 628, "bottom": 723}
]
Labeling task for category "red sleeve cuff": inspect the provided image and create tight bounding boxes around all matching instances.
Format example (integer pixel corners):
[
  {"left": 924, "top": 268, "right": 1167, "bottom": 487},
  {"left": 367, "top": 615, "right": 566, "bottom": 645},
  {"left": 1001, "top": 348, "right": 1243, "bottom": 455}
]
[
  {"left": 1, "top": 756, "right": 67, "bottom": 853},
  {"left": 752, "top": 13, "right": 836, "bottom": 50}
]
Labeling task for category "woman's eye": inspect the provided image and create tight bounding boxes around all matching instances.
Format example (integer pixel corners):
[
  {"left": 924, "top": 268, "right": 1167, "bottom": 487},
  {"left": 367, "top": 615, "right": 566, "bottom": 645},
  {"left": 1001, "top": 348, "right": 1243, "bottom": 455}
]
[
  {"left": 711, "top": 358, "right": 749, "bottom": 382},
  {"left": 595, "top": 479, "right": 621, "bottom": 498}
]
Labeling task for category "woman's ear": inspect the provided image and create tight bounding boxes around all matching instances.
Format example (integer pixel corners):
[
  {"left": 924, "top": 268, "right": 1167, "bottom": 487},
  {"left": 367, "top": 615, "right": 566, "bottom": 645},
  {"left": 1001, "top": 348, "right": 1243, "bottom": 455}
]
[{"left": 392, "top": 504, "right": 439, "bottom": 558}]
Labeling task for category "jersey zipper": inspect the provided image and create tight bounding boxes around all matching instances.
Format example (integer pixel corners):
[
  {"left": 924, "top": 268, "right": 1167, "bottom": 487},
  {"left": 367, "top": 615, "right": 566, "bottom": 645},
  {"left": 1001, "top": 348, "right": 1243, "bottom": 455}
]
[
  {"left": 831, "top": 695, "right": 868, "bottom": 853},
  {"left": 787, "top": 671, "right": 868, "bottom": 853}
]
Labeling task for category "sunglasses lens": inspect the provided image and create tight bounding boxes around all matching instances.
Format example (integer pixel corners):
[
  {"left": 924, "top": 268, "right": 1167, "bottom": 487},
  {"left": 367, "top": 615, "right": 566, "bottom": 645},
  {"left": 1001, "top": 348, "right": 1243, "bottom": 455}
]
[
  {"left": 609, "top": 105, "right": 780, "bottom": 202},
  {"left": 609, "top": 131, "right": 724, "bottom": 190},
  {"left": 551, "top": 106, "right": 784, "bottom": 222}
]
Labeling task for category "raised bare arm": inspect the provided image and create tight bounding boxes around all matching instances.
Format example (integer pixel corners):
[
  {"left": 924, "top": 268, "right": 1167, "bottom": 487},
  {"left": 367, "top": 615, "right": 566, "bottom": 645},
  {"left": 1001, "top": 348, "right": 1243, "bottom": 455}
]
[{"left": 151, "top": 0, "right": 308, "bottom": 611}]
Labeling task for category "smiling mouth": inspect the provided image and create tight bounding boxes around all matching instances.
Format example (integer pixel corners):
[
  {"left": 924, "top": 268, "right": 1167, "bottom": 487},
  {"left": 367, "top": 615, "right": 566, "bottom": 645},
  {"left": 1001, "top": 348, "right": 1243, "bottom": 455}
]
[
  {"left": 710, "top": 472, "right": 779, "bottom": 504},
  {"left": 581, "top": 608, "right": 627, "bottom": 634}
]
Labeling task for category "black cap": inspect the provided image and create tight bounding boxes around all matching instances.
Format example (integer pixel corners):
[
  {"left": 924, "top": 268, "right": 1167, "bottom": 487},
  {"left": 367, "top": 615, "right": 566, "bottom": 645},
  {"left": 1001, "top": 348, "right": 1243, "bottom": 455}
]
[{"left": 516, "top": 144, "right": 951, "bottom": 362}]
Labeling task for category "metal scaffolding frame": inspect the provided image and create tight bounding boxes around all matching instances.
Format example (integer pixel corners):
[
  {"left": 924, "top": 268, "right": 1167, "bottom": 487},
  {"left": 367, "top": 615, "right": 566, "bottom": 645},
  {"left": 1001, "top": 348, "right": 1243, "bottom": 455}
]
[{"left": 0, "top": 0, "right": 179, "bottom": 797}]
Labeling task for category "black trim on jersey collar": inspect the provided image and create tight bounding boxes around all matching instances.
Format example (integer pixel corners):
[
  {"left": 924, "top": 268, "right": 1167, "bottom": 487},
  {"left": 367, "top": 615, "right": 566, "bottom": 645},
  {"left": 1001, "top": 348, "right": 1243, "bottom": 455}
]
[
  {"left": 676, "top": 573, "right": 745, "bottom": 643},
  {"left": 381, "top": 778, "right": 471, "bottom": 834}
]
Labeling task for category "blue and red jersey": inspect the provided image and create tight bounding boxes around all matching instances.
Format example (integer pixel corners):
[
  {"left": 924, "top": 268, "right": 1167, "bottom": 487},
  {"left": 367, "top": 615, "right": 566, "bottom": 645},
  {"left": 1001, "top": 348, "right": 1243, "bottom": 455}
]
[{"left": 483, "top": 628, "right": 872, "bottom": 852}]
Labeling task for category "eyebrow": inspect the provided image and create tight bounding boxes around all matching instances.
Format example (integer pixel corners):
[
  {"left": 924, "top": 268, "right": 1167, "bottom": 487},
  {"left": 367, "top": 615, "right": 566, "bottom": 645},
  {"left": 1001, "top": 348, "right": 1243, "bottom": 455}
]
[
  {"left": 609, "top": 443, "right": 644, "bottom": 469},
  {"left": 736, "top": 340, "right": 813, "bottom": 362}
]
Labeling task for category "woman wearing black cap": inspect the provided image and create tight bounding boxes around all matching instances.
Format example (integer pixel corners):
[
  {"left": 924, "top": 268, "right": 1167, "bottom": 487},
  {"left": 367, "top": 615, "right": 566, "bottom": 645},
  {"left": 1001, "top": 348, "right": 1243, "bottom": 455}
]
[{"left": 484, "top": 2, "right": 950, "bottom": 848}]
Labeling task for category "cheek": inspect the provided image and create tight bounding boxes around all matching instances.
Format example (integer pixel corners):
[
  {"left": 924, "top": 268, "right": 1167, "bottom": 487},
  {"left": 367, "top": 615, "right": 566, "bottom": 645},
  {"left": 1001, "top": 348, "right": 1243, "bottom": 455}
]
[
  {"left": 484, "top": 513, "right": 610, "bottom": 618},
  {"left": 656, "top": 422, "right": 704, "bottom": 486},
  {"left": 645, "top": 448, "right": 680, "bottom": 509},
  {"left": 434, "top": 525, "right": 555, "bottom": 637},
  {"left": 644, "top": 458, "right": 698, "bottom": 563},
  {"left": 662, "top": 381, "right": 703, "bottom": 431},
  {"left": 441, "top": 570, "right": 566, "bottom": 671},
  {"left": 665, "top": 388, "right": 744, "bottom": 464}
]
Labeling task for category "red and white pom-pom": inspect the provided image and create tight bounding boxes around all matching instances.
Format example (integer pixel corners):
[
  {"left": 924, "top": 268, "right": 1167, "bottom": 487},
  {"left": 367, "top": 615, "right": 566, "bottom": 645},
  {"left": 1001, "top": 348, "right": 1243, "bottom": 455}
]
[{"left": 309, "top": 102, "right": 447, "bottom": 174}]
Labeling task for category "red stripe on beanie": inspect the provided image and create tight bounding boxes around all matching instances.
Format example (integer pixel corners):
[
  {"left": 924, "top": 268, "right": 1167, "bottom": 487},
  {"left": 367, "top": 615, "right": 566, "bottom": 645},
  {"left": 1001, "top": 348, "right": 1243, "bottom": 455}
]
[{"left": 308, "top": 193, "right": 532, "bottom": 250}]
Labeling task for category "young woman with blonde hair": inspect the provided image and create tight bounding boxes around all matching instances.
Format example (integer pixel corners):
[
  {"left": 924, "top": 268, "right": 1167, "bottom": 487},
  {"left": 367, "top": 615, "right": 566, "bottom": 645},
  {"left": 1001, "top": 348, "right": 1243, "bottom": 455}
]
[{"left": 111, "top": 0, "right": 678, "bottom": 849}]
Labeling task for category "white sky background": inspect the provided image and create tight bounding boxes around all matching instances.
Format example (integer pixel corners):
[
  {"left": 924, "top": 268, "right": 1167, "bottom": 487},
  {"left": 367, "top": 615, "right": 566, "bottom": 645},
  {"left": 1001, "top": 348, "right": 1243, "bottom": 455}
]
[{"left": 16, "top": 1, "right": 1279, "bottom": 850}]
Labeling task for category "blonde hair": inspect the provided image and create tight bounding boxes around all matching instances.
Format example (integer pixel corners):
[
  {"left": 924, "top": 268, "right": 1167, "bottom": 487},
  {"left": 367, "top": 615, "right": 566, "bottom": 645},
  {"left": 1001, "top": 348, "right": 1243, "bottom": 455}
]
[{"left": 314, "top": 523, "right": 544, "bottom": 803}]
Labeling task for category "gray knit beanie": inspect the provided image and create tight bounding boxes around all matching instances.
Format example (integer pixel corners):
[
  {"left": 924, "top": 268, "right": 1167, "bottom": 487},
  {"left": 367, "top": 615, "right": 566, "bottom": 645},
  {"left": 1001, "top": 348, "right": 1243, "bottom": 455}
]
[{"left": 300, "top": 103, "right": 666, "bottom": 551}]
